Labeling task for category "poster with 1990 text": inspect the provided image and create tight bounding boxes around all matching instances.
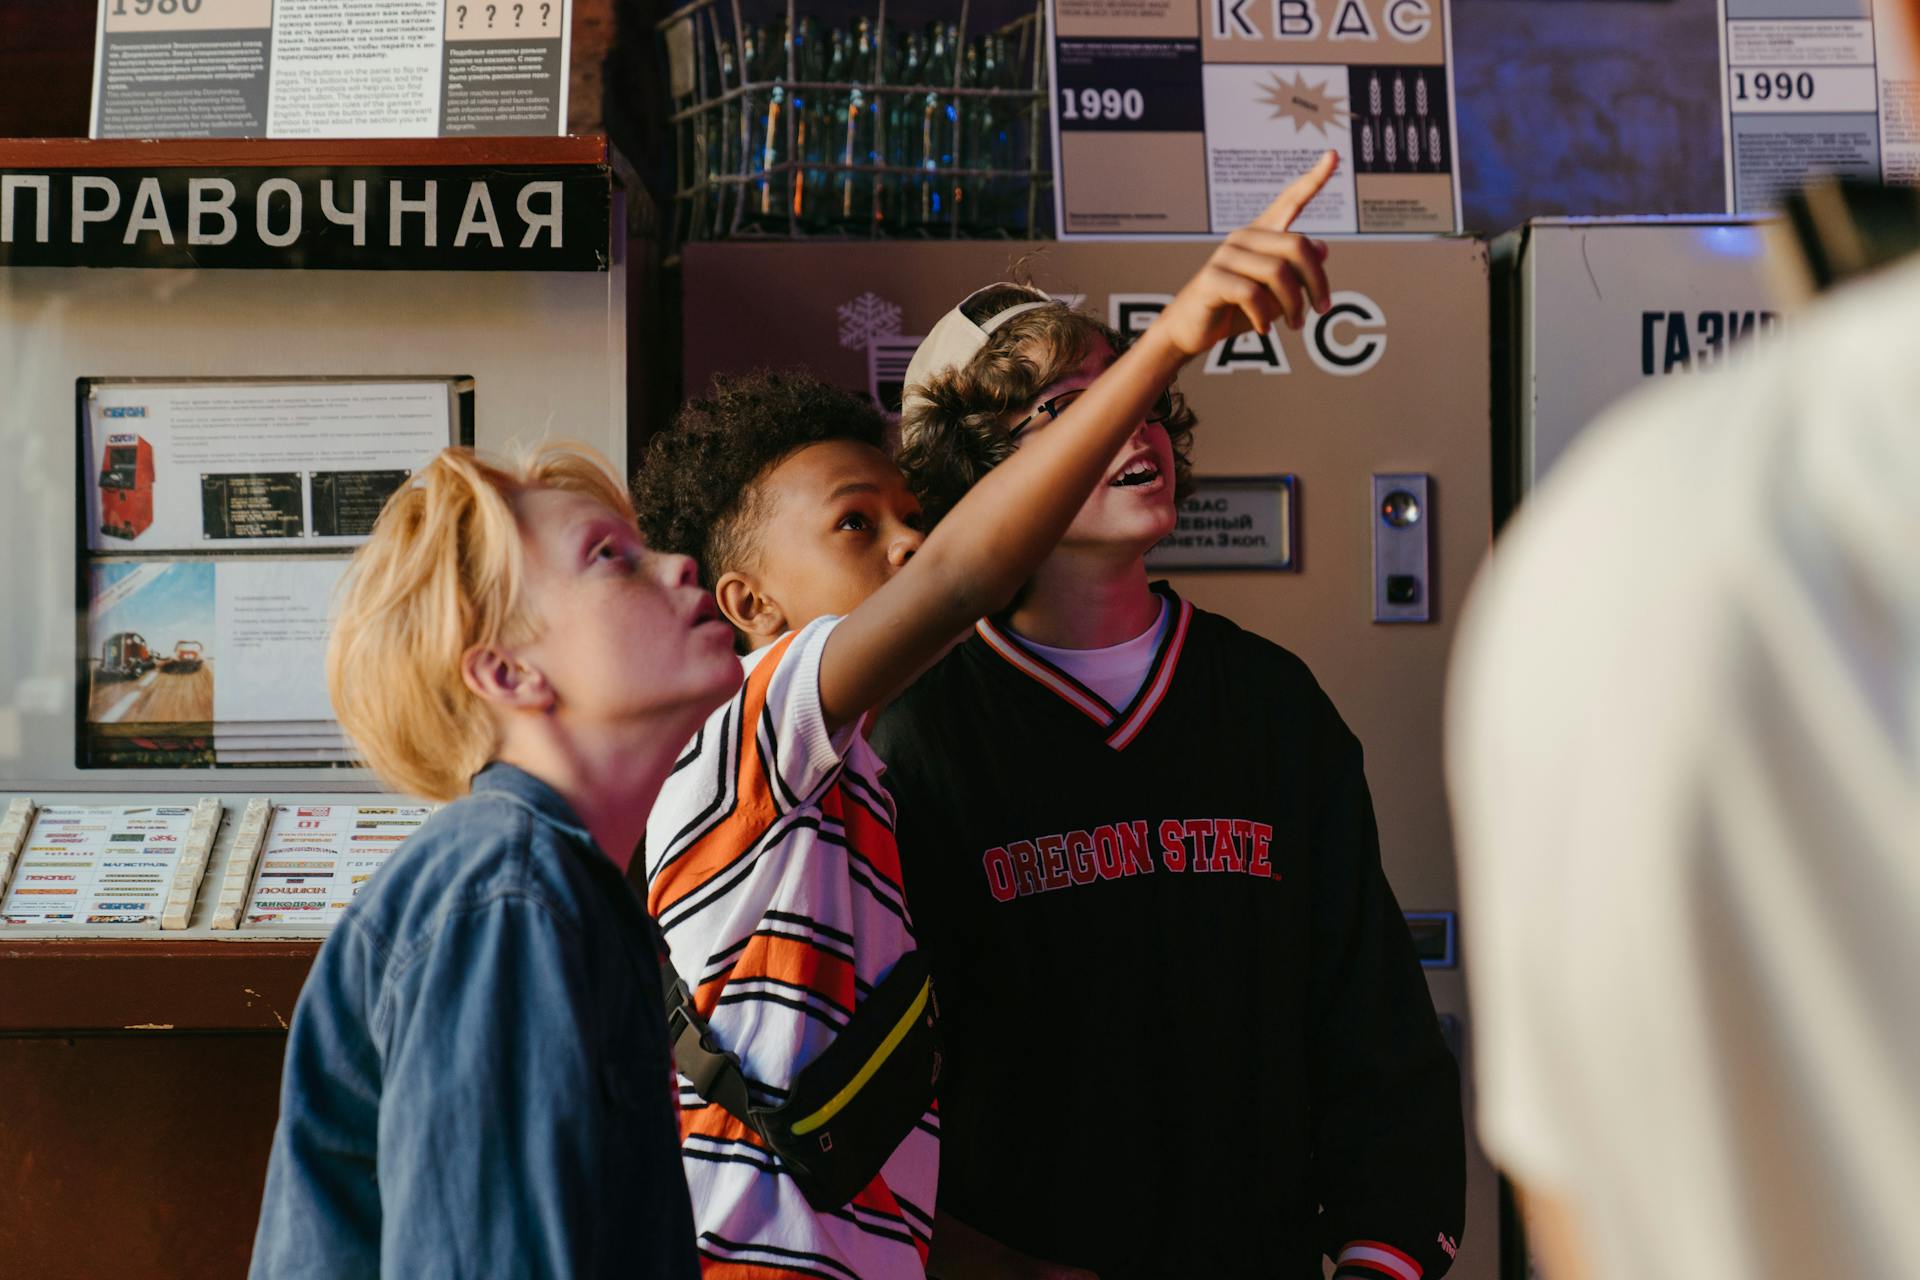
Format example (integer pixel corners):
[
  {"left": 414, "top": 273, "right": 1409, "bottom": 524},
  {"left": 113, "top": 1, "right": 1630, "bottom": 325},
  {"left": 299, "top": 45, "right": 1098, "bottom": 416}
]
[{"left": 1048, "top": 0, "right": 1463, "bottom": 236}]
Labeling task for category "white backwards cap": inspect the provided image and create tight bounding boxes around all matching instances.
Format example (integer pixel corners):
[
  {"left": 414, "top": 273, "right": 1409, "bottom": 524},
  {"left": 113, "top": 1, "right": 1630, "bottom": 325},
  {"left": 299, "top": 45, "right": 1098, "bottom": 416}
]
[{"left": 901, "top": 283, "right": 1059, "bottom": 417}]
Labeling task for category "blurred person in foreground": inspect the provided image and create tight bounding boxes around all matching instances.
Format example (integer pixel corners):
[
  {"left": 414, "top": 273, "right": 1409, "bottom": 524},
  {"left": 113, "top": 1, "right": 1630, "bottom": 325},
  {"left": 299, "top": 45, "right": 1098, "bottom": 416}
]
[{"left": 1445, "top": 173, "right": 1920, "bottom": 1280}]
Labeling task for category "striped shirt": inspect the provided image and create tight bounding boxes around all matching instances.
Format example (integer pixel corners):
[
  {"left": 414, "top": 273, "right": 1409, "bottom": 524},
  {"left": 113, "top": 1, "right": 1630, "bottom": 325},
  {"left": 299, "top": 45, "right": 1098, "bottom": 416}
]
[{"left": 646, "top": 616, "right": 938, "bottom": 1280}]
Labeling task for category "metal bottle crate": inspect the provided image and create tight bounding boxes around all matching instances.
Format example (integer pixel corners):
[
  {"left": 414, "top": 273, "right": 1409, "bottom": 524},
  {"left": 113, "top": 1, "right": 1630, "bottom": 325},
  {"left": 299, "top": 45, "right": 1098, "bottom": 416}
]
[{"left": 659, "top": 0, "right": 1054, "bottom": 246}]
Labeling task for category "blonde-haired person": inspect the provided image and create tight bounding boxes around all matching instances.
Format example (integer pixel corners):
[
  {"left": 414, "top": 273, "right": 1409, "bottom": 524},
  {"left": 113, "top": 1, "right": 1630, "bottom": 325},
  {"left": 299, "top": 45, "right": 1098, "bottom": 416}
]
[
  {"left": 869, "top": 152, "right": 1466, "bottom": 1279},
  {"left": 251, "top": 442, "right": 739, "bottom": 1280}
]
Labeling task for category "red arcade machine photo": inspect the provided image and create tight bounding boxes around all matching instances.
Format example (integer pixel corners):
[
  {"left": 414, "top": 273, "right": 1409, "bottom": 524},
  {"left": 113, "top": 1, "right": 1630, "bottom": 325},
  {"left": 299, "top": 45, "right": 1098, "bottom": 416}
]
[{"left": 98, "top": 432, "right": 154, "bottom": 541}]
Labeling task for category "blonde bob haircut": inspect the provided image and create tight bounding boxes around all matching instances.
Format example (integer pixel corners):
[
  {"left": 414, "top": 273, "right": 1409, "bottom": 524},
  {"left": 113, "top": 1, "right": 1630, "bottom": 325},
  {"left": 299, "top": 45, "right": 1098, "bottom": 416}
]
[{"left": 327, "top": 441, "right": 634, "bottom": 802}]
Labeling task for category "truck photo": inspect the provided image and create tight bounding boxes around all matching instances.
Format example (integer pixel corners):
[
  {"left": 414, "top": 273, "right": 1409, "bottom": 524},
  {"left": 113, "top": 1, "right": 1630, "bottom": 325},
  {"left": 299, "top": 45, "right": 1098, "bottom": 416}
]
[{"left": 99, "top": 631, "right": 156, "bottom": 680}]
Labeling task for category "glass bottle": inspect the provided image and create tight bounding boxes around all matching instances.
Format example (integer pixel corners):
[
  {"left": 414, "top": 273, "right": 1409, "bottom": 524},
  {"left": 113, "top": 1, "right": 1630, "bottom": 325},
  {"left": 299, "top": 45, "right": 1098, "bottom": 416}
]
[
  {"left": 708, "top": 31, "right": 741, "bottom": 236},
  {"left": 918, "top": 23, "right": 955, "bottom": 229},
  {"left": 791, "top": 17, "right": 827, "bottom": 228},
  {"left": 741, "top": 24, "right": 769, "bottom": 224},
  {"left": 986, "top": 34, "right": 1018, "bottom": 233},
  {"left": 958, "top": 37, "right": 984, "bottom": 230},
  {"left": 884, "top": 30, "right": 924, "bottom": 231},
  {"left": 839, "top": 18, "right": 878, "bottom": 230}
]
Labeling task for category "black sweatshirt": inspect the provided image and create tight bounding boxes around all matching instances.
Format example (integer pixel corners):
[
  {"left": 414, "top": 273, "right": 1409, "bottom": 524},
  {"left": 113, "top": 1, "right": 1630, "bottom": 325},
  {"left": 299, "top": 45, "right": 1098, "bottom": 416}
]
[{"left": 869, "top": 587, "right": 1465, "bottom": 1280}]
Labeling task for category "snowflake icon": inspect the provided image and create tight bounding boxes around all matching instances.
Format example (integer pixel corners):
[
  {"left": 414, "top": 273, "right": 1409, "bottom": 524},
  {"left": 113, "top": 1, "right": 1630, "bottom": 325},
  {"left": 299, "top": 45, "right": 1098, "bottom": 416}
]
[{"left": 837, "top": 292, "right": 904, "bottom": 351}]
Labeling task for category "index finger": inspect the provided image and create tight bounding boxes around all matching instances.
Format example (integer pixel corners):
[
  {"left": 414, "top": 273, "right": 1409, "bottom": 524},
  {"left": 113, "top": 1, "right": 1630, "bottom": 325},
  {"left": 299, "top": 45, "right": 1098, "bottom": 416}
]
[{"left": 1253, "top": 149, "right": 1339, "bottom": 232}]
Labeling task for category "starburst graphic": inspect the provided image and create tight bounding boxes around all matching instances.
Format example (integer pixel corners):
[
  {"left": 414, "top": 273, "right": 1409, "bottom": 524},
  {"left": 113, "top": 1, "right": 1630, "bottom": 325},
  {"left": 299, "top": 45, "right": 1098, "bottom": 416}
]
[
  {"left": 837, "top": 292, "right": 903, "bottom": 352},
  {"left": 1255, "top": 72, "right": 1350, "bottom": 136}
]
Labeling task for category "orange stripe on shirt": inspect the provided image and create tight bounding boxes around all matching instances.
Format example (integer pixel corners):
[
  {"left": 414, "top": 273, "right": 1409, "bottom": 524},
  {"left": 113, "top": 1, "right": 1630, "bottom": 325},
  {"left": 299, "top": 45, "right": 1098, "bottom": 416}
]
[
  {"left": 821, "top": 787, "right": 904, "bottom": 894},
  {"left": 699, "top": 1261, "right": 829, "bottom": 1280},
  {"left": 848, "top": 1177, "right": 930, "bottom": 1266},
  {"left": 650, "top": 632, "right": 797, "bottom": 918},
  {"left": 698, "top": 931, "right": 858, "bottom": 1018},
  {"left": 681, "top": 1100, "right": 765, "bottom": 1147}
]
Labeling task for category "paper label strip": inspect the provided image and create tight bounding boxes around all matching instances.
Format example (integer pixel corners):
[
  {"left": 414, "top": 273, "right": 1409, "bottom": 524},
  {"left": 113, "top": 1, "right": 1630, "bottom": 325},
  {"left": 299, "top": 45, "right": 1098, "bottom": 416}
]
[
  {"left": 162, "top": 796, "right": 225, "bottom": 930},
  {"left": 211, "top": 798, "right": 272, "bottom": 930},
  {"left": 0, "top": 797, "right": 35, "bottom": 900}
]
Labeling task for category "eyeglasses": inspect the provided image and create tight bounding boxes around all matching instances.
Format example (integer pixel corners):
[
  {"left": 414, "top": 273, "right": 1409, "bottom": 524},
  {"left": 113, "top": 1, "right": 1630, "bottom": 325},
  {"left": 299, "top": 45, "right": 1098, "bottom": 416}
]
[{"left": 1008, "top": 387, "right": 1175, "bottom": 440}]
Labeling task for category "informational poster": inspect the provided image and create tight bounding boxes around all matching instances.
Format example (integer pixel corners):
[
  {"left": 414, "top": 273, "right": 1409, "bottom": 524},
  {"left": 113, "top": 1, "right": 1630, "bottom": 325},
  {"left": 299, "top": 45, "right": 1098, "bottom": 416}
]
[
  {"left": 242, "top": 803, "right": 431, "bottom": 927},
  {"left": 90, "top": 0, "right": 572, "bottom": 140},
  {"left": 0, "top": 804, "right": 197, "bottom": 928},
  {"left": 1048, "top": 0, "right": 1462, "bottom": 236},
  {"left": 84, "top": 381, "right": 452, "bottom": 553},
  {"left": 1720, "top": 0, "right": 1920, "bottom": 210},
  {"left": 83, "top": 558, "right": 351, "bottom": 764},
  {"left": 74, "top": 377, "right": 461, "bottom": 769}
]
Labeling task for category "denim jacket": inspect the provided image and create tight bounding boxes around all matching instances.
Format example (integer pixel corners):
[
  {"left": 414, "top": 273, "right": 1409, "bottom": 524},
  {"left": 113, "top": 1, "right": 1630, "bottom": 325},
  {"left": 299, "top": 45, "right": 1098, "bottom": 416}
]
[{"left": 250, "top": 763, "right": 699, "bottom": 1279}]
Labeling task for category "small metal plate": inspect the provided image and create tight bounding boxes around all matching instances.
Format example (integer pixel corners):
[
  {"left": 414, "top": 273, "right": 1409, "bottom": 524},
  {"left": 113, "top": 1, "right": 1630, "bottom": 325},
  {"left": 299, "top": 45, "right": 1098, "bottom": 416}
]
[{"left": 1146, "top": 474, "right": 1296, "bottom": 572}]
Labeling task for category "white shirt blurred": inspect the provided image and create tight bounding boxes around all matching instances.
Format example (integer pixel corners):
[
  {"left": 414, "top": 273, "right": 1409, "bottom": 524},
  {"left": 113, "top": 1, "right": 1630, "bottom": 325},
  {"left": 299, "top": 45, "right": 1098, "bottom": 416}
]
[{"left": 1447, "top": 254, "right": 1920, "bottom": 1279}]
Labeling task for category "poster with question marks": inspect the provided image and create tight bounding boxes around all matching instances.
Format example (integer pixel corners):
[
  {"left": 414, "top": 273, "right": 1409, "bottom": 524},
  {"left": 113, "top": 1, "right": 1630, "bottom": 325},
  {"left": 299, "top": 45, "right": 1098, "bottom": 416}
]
[{"left": 90, "top": 0, "right": 572, "bottom": 139}]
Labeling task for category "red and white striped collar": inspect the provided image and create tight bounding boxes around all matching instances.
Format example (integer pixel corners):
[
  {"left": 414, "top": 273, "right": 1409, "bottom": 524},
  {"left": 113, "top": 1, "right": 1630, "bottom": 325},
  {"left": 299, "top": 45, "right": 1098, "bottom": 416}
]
[
  {"left": 1335, "top": 1241, "right": 1423, "bottom": 1280},
  {"left": 973, "top": 587, "right": 1193, "bottom": 752}
]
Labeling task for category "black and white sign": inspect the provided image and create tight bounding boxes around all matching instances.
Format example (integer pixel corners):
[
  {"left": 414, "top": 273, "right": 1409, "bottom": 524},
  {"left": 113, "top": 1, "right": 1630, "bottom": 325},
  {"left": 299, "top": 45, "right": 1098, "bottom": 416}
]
[{"left": 0, "top": 165, "right": 609, "bottom": 270}]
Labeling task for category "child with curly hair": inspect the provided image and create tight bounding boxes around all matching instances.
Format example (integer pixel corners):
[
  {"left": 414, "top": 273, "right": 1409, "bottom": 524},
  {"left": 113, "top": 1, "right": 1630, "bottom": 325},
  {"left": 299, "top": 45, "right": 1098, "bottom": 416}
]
[
  {"left": 871, "top": 151, "right": 1468, "bottom": 1278},
  {"left": 631, "top": 154, "right": 1343, "bottom": 1280}
]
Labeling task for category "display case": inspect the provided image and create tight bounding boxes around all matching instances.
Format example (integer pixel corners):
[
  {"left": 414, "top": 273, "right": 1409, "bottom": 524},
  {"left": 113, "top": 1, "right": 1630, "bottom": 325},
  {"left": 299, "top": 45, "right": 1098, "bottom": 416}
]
[{"left": 0, "top": 135, "right": 631, "bottom": 1277}]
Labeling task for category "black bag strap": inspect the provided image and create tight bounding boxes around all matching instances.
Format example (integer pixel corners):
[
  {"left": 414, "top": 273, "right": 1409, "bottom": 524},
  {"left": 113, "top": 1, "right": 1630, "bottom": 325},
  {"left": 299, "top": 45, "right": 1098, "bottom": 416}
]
[{"left": 660, "top": 950, "right": 761, "bottom": 1129}]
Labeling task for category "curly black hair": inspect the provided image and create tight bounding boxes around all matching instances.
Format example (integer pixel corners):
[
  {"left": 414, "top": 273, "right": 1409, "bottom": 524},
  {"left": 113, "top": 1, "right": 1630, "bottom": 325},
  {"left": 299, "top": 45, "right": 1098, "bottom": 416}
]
[
  {"left": 633, "top": 369, "right": 889, "bottom": 587},
  {"left": 897, "top": 302, "right": 1197, "bottom": 529}
]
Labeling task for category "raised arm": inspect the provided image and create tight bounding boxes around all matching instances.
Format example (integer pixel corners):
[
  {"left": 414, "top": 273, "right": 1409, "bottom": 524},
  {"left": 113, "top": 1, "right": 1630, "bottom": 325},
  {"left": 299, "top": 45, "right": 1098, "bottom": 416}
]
[{"left": 818, "top": 151, "right": 1340, "bottom": 728}]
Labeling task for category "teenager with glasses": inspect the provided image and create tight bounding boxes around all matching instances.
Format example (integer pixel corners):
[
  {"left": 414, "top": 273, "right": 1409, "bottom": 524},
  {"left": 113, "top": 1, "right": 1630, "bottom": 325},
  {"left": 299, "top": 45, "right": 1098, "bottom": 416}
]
[
  {"left": 1009, "top": 388, "right": 1175, "bottom": 441},
  {"left": 873, "top": 150, "right": 1468, "bottom": 1280}
]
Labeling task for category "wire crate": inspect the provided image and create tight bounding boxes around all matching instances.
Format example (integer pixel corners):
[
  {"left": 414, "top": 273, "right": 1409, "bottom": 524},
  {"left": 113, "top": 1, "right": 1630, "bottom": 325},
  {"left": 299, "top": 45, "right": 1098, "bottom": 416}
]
[{"left": 658, "top": 0, "right": 1054, "bottom": 246}]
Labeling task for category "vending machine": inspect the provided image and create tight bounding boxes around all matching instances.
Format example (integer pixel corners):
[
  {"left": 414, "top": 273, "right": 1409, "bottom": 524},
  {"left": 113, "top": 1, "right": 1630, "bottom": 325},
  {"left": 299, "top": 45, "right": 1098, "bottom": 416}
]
[
  {"left": 1495, "top": 216, "right": 1787, "bottom": 519},
  {"left": 683, "top": 237, "right": 1501, "bottom": 1279},
  {"left": 97, "top": 431, "right": 155, "bottom": 541}
]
